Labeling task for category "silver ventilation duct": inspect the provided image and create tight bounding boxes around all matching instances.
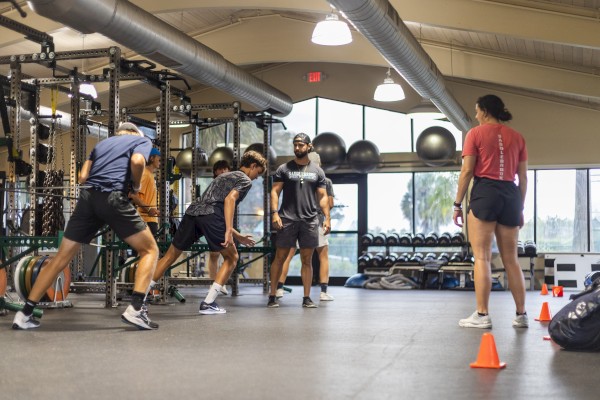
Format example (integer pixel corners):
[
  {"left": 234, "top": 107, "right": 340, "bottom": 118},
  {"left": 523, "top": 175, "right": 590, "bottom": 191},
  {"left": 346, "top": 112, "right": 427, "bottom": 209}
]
[
  {"left": 328, "top": 0, "right": 472, "bottom": 132},
  {"left": 26, "top": 0, "right": 293, "bottom": 116}
]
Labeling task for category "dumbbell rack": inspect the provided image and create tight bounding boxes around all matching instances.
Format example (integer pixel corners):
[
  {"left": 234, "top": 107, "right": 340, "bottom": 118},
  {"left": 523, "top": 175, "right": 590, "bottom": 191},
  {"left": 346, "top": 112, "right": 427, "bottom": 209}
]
[{"left": 360, "top": 237, "right": 473, "bottom": 289}]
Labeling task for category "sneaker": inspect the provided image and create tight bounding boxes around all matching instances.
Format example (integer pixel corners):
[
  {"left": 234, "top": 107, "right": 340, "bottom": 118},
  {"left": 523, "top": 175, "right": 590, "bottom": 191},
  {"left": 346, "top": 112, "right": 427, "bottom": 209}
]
[
  {"left": 267, "top": 296, "right": 279, "bottom": 308},
  {"left": 458, "top": 311, "right": 492, "bottom": 329},
  {"left": 199, "top": 301, "right": 226, "bottom": 315},
  {"left": 319, "top": 292, "right": 334, "bottom": 301},
  {"left": 513, "top": 313, "right": 529, "bottom": 328},
  {"left": 302, "top": 297, "right": 318, "bottom": 308},
  {"left": 12, "top": 311, "right": 41, "bottom": 330},
  {"left": 275, "top": 288, "right": 284, "bottom": 299},
  {"left": 121, "top": 305, "right": 159, "bottom": 330},
  {"left": 220, "top": 286, "right": 229, "bottom": 296}
]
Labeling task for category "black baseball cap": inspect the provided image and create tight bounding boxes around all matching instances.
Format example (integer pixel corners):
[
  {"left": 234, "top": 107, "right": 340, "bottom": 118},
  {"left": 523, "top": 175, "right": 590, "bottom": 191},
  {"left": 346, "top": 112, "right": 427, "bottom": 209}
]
[{"left": 293, "top": 133, "right": 311, "bottom": 144}]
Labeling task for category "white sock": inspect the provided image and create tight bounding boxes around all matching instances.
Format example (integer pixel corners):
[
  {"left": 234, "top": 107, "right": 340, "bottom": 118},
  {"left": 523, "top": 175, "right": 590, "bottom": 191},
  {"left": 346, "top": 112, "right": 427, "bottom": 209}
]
[
  {"left": 145, "top": 280, "right": 157, "bottom": 296},
  {"left": 204, "top": 283, "right": 222, "bottom": 304}
]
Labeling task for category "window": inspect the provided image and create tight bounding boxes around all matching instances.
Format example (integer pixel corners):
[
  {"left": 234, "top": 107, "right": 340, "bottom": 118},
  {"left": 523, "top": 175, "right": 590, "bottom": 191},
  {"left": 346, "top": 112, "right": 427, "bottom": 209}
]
[
  {"left": 414, "top": 172, "right": 459, "bottom": 235},
  {"left": 317, "top": 98, "right": 363, "bottom": 147},
  {"left": 364, "top": 107, "right": 412, "bottom": 152},
  {"left": 536, "top": 169, "right": 587, "bottom": 252},
  {"left": 368, "top": 173, "right": 412, "bottom": 234},
  {"left": 273, "top": 98, "right": 316, "bottom": 157},
  {"left": 519, "top": 170, "right": 535, "bottom": 242},
  {"left": 591, "top": 169, "right": 600, "bottom": 251}
]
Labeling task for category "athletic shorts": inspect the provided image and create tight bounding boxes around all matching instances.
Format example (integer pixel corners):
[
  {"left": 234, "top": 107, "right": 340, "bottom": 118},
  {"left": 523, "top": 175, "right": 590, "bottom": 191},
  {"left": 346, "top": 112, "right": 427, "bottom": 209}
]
[
  {"left": 276, "top": 216, "right": 319, "bottom": 249},
  {"left": 469, "top": 177, "right": 522, "bottom": 227},
  {"left": 64, "top": 189, "right": 147, "bottom": 243},
  {"left": 171, "top": 212, "right": 225, "bottom": 252},
  {"left": 317, "top": 222, "right": 329, "bottom": 248}
]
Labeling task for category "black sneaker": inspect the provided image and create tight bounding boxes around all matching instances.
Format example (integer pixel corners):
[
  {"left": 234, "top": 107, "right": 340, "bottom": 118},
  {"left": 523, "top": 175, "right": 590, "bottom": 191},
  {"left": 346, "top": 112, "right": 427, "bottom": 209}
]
[
  {"left": 302, "top": 297, "right": 318, "bottom": 308},
  {"left": 121, "top": 305, "right": 159, "bottom": 330},
  {"left": 12, "top": 311, "right": 41, "bottom": 329},
  {"left": 267, "top": 296, "right": 279, "bottom": 308},
  {"left": 199, "top": 301, "right": 226, "bottom": 315}
]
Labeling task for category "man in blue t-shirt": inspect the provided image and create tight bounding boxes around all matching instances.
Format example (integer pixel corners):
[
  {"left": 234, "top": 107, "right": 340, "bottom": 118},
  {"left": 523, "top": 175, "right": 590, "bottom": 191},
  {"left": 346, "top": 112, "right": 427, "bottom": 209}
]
[
  {"left": 147, "top": 151, "right": 267, "bottom": 314},
  {"left": 13, "top": 123, "right": 160, "bottom": 331},
  {"left": 268, "top": 133, "right": 331, "bottom": 308}
]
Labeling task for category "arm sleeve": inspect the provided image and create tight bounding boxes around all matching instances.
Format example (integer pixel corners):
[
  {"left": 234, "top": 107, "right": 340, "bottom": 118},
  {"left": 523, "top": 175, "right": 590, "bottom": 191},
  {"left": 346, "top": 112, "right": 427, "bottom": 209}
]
[{"left": 273, "top": 165, "right": 285, "bottom": 183}]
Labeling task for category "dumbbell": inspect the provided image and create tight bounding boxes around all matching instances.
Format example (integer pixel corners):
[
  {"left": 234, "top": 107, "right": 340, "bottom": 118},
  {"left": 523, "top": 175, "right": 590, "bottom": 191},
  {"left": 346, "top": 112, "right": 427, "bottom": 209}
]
[
  {"left": 370, "top": 252, "right": 386, "bottom": 268},
  {"left": 412, "top": 233, "right": 425, "bottom": 246},
  {"left": 397, "top": 252, "right": 410, "bottom": 262},
  {"left": 524, "top": 240, "right": 537, "bottom": 257},
  {"left": 438, "top": 252, "right": 450, "bottom": 262},
  {"left": 517, "top": 240, "right": 525, "bottom": 256},
  {"left": 386, "top": 232, "right": 400, "bottom": 246},
  {"left": 372, "top": 233, "right": 387, "bottom": 246},
  {"left": 438, "top": 232, "right": 451, "bottom": 245},
  {"left": 425, "top": 232, "right": 439, "bottom": 245},
  {"left": 449, "top": 252, "right": 462, "bottom": 263},
  {"left": 361, "top": 233, "right": 374, "bottom": 246},
  {"left": 410, "top": 252, "right": 424, "bottom": 262},
  {"left": 399, "top": 233, "right": 413, "bottom": 246},
  {"left": 383, "top": 253, "right": 399, "bottom": 268},
  {"left": 451, "top": 232, "right": 466, "bottom": 245},
  {"left": 358, "top": 253, "right": 373, "bottom": 270},
  {"left": 424, "top": 252, "right": 437, "bottom": 261},
  {"left": 463, "top": 254, "right": 475, "bottom": 263}
]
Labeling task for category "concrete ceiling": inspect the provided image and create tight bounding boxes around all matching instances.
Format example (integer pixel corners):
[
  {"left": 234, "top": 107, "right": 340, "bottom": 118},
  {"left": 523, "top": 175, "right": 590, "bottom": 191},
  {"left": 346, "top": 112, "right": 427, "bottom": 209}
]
[{"left": 0, "top": 0, "right": 599, "bottom": 114}]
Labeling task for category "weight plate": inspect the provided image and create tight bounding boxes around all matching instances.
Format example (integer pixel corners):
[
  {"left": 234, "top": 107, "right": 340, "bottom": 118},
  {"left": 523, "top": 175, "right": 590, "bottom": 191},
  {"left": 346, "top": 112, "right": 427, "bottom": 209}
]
[
  {"left": 31, "top": 256, "right": 47, "bottom": 286},
  {"left": 14, "top": 256, "right": 32, "bottom": 301},
  {"left": 45, "top": 266, "right": 71, "bottom": 302}
]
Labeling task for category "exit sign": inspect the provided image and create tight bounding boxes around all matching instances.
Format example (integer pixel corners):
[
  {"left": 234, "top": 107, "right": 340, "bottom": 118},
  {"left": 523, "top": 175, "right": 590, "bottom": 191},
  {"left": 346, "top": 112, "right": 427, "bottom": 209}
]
[{"left": 304, "top": 71, "right": 327, "bottom": 83}]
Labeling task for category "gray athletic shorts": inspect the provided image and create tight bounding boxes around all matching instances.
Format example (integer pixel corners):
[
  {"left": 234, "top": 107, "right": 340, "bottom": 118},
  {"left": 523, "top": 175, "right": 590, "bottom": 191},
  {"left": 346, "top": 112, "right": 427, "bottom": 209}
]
[
  {"left": 317, "top": 222, "right": 329, "bottom": 248},
  {"left": 276, "top": 216, "right": 319, "bottom": 249},
  {"left": 64, "top": 189, "right": 147, "bottom": 243}
]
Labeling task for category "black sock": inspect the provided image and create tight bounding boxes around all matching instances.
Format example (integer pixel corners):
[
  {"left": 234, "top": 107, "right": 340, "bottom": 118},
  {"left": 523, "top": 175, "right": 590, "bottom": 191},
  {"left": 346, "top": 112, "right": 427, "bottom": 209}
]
[
  {"left": 320, "top": 284, "right": 328, "bottom": 293},
  {"left": 269, "top": 295, "right": 276, "bottom": 302},
  {"left": 477, "top": 312, "right": 488, "bottom": 317},
  {"left": 303, "top": 296, "right": 311, "bottom": 302},
  {"left": 277, "top": 282, "right": 283, "bottom": 289},
  {"left": 131, "top": 291, "right": 145, "bottom": 311},
  {"left": 516, "top": 311, "right": 527, "bottom": 316},
  {"left": 22, "top": 299, "right": 37, "bottom": 316}
]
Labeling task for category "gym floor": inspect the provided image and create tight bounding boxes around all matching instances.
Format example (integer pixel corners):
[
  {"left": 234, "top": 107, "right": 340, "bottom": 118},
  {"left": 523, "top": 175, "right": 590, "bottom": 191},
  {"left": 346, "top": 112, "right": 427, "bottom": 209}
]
[{"left": 1, "top": 286, "right": 598, "bottom": 400}]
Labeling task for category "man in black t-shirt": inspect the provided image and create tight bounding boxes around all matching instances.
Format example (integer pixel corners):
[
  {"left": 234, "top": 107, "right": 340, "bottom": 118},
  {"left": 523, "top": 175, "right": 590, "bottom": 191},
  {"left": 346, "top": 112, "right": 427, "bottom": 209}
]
[
  {"left": 269, "top": 133, "right": 330, "bottom": 308},
  {"left": 148, "top": 151, "right": 266, "bottom": 314},
  {"left": 13, "top": 122, "right": 160, "bottom": 331}
]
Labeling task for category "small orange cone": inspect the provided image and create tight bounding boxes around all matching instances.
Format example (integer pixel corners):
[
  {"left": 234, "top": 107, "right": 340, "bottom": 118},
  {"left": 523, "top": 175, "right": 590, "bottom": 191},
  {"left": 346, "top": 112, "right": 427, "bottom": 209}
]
[
  {"left": 535, "top": 302, "right": 552, "bottom": 321},
  {"left": 470, "top": 333, "right": 507, "bottom": 369},
  {"left": 540, "top": 283, "right": 549, "bottom": 295}
]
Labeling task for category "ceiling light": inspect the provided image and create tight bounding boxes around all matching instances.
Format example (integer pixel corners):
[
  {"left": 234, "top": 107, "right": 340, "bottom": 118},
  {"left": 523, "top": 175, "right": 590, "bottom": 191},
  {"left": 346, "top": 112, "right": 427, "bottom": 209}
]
[
  {"left": 311, "top": 13, "right": 352, "bottom": 46},
  {"left": 408, "top": 100, "right": 445, "bottom": 120},
  {"left": 373, "top": 69, "right": 405, "bottom": 102}
]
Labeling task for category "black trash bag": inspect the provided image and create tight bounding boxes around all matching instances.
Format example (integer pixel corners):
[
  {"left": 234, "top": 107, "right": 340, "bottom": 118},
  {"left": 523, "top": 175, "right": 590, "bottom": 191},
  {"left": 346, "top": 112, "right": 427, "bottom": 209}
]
[{"left": 548, "top": 278, "right": 600, "bottom": 351}]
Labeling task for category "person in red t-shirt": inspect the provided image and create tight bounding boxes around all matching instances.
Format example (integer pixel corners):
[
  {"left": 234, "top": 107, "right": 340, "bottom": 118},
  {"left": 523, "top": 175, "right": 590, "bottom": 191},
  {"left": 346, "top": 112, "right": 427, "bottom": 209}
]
[{"left": 453, "top": 94, "right": 529, "bottom": 330}]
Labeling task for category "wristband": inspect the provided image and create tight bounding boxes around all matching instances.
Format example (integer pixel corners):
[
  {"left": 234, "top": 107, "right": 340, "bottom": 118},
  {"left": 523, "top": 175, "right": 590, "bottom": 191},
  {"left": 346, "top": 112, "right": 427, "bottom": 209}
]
[
  {"left": 271, "top": 210, "right": 278, "bottom": 214},
  {"left": 453, "top": 201, "right": 462, "bottom": 208}
]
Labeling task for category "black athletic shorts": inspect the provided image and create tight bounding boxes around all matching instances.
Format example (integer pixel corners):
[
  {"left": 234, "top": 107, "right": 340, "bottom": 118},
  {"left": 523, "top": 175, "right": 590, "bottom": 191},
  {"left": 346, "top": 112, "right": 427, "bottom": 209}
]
[
  {"left": 64, "top": 189, "right": 147, "bottom": 243},
  {"left": 469, "top": 177, "right": 522, "bottom": 227},
  {"left": 276, "top": 216, "right": 319, "bottom": 249},
  {"left": 171, "top": 212, "right": 225, "bottom": 252}
]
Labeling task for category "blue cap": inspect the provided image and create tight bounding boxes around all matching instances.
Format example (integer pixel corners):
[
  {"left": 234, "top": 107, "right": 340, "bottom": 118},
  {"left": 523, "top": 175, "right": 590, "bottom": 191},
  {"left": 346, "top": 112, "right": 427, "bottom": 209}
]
[{"left": 150, "top": 148, "right": 161, "bottom": 157}]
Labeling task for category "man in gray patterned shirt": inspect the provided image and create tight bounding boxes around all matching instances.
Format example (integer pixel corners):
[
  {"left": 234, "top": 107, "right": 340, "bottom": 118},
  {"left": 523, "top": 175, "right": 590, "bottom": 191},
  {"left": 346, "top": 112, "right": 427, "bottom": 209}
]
[{"left": 147, "top": 150, "right": 267, "bottom": 314}]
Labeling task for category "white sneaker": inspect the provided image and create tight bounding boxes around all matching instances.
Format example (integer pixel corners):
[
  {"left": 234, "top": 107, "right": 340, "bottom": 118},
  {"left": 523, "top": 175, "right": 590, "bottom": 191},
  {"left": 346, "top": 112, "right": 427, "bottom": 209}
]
[
  {"left": 276, "top": 288, "right": 284, "bottom": 299},
  {"left": 220, "top": 286, "right": 229, "bottom": 296},
  {"left": 12, "top": 311, "right": 40, "bottom": 330},
  {"left": 459, "top": 311, "right": 492, "bottom": 329},
  {"left": 512, "top": 313, "right": 529, "bottom": 328},
  {"left": 121, "top": 305, "right": 159, "bottom": 330},
  {"left": 199, "top": 301, "right": 226, "bottom": 315},
  {"left": 320, "top": 292, "right": 334, "bottom": 301}
]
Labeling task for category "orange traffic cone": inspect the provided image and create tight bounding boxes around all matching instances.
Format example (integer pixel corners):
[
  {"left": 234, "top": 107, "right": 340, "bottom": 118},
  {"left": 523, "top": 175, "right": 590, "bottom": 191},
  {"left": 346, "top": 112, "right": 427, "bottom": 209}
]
[
  {"left": 540, "top": 283, "right": 549, "bottom": 295},
  {"left": 535, "top": 302, "right": 552, "bottom": 321},
  {"left": 470, "top": 333, "right": 507, "bottom": 369}
]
